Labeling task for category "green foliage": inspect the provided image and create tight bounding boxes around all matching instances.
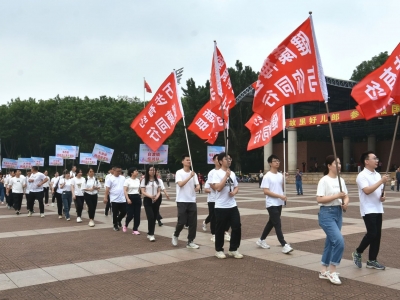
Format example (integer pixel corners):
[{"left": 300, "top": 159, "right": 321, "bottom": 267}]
[{"left": 350, "top": 52, "right": 389, "bottom": 81}]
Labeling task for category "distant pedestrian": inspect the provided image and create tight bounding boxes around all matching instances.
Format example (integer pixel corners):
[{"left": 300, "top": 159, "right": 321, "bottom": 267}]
[
  {"left": 27, "top": 166, "right": 49, "bottom": 218},
  {"left": 123, "top": 167, "right": 142, "bottom": 235},
  {"left": 258, "top": 170, "right": 264, "bottom": 188},
  {"left": 71, "top": 168, "right": 85, "bottom": 223},
  {"left": 295, "top": 168, "right": 303, "bottom": 195},
  {"left": 83, "top": 168, "right": 101, "bottom": 227},
  {"left": 8, "top": 170, "right": 26, "bottom": 215},
  {"left": 43, "top": 170, "right": 50, "bottom": 206},
  {"left": 396, "top": 167, "right": 400, "bottom": 191},
  {"left": 59, "top": 170, "right": 72, "bottom": 221},
  {"left": 391, "top": 178, "right": 395, "bottom": 191}
]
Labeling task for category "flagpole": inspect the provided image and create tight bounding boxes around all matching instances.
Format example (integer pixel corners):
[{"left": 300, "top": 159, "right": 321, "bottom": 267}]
[
  {"left": 382, "top": 114, "right": 400, "bottom": 195},
  {"left": 282, "top": 106, "right": 287, "bottom": 206},
  {"left": 143, "top": 77, "right": 146, "bottom": 108}
]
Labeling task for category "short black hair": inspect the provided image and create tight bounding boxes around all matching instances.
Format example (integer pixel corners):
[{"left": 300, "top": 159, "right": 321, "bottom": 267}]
[
  {"left": 267, "top": 154, "right": 279, "bottom": 163},
  {"left": 113, "top": 165, "right": 122, "bottom": 169},
  {"left": 181, "top": 154, "right": 190, "bottom": 161},
  {"left": 32, "top": 166, "right": 39, "bottom": 171},
  {"left": 360, "top": 151, "right": 374, "bottom": 167},
  {"left": 128, "top": 167, "right": 138, "bottom": 177},
  {"left": 213, "top": 154, "right": 218, "bottom": 160},
  {"left": 217, "top": 152, "right": 227, "bottom": 164}
]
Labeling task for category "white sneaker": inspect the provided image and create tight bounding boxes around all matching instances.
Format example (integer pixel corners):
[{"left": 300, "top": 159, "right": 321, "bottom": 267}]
[
  {"left": 211, "top": 235, "right": 215, "bottom": 242},
  {"left": 184, "top": 226, "right": 189, "bottom": 229},
  {"left": 172, "top": 234, "right": 178, "bottom": 246},
  {"left": 227, "top": 250, "right": 243, "bottom": 259},
  {"left": 77, "top": 217, "right": 82, "bottom": 223},
  {"left": 319, "top": 271, "right": 330, "bottom": 280},
  {"left": 58, "top": 215, "right": 62, "bottom": 219},
  {"left": 27, "top": 211, "right": 32, "bottom": 217},
  {"left": 256, "top": 239, "right": 270, "bottom": 249},
  {"left": 89, "top": 220, "right": 95, "bottom": 227},
  {"left": 186, "top": 242, "right": 200, "bottom": 249},
  {"left": 215, "top": 251, "right": 226, "bottom": 259},
  {"left": 202, "top": 220, "right": 207, "bottom": 231},
  {"left": 66, "top": 218, "right": 71, "bottom": 221},
  {"left": 327, "top": 272, "right": 342, "bottom": 285},
  {"left": 149, "top": 235, "right": 155, "bottom": 242},
  {"left": 51, "top": 203, "right": 54, "bottom": 207},
  {"left": 224, "top": 232, "right": 231, "bottom": 241},
  {"left": 282, "top": 244, "right": 293, "bottom": 254},
  {"left": 40, "top": 213, "right": 45, "bottom": 218}
]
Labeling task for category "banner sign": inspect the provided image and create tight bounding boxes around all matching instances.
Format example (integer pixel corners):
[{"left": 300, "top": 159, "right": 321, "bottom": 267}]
[
  {"left": 31, "top": 157, "right": 45, "bottom": 167},
  {"left": 49, "top": 156, "right": 64, "bottom": 166},
  {"left": 55, "top": 145, "right": 76, "bottom": 159},
  {"left": 92, "top": 143, "right": 114, "bottom": 163},
  {"left": 1, "top": 158, "right": 18, "bottom": 169},
  {"left": 139, "top": 144, "right": 168, "bottom": 164},
  {"left": 17, "top": 158, "right": 34, "bottom": 169},
  {"left": 79, "top": 153, "right": 98, "bottom": 165},
  {"left": 207, "top": 146, "right": 225, "bottom": 164}
]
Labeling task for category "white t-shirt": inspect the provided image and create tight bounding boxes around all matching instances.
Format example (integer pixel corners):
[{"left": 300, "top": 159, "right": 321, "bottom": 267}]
[
  {"left": 9, "top": 176, "right": 26, "bottom": 193},
  {"left": 54, "top": 177, "right": 63, "bottom": 194},
  {"left": 29, "top": 172, "right": 46, "bottom": 192},
  {"left": 261, "top": 171, "right": 285, "bottom": 207},
  {"left": 205, "top": 180, "right": 216, "bottom": 203},
  {"left": 140, "top": 179, "right": 160, "bottom": 197},
  {"left": 105, "top": 175, "right": 126, "bottom": 203},
  {"left": 82, "top": 177, "right": 101, "bottom": 195},
  {"left": 124, "top": 177, "right": 140, "bottom": 194},
  {"left": 72, "top": 177, "right": 85, "bottom": 196},
  {"left": 25, "top": 176, "right": 33, "bottom": 193},
  {"left": 158, "top": 178, "right": 166, "bottom": 191},
  {"left": 50, "top": 176, "right": 58, "bottom": 187},
  {"left": 211, "top": 169, "right": 238, "bottom": 208},
  {"left": 175, "top": 169, "right": 199, "bottom": 203},
  {"left": 70, "top": 171, "right": 76, "bottom": 178},
  {"left": 316, "top": 175, "right": 348, "bottom": 206},
  {"left": 356, "top": 168, "right": 384, "bottom": 216},
  {"left": 42, "top": 176, "right": 50, "bottom": 188},
  {"left": 59, "top": 178, "right": 72, "bottom": 192}
]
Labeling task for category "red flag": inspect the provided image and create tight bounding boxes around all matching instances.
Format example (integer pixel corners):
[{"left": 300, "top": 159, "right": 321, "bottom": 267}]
[
  {"left": 209, "top": 44, "right": 236, "bottom": 118},
  {"left": 131, "top": 73, "right": 182, "bottom": 151},
  {"left": 144, "top": 80, "right": 152, "bottom": 93},
  {"left": 351, "top": 43, "right": 400, "bottom": 120},
  {"left": 246, "top": 108, "right": 284, "bottom": 151},
  {"left": 188, "top": 101, "right": 225, "bottom": 140},
  {"left": 253, "top": 16, "right": 327, "bottom": 121},
  {"left": 392, "top": 69, "right": 400, "bottom": 104}
]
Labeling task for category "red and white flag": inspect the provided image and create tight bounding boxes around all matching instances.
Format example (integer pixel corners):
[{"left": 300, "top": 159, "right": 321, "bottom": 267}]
[
  {"left": 209, "top": 43, "right": 236, "bottom": 118},
  {"left": 246, "top": 108, "right": 284, "bottom": 151},
  {"left": 253, "top": 16, "right": 327, "bottom": 121},
  {"left": 351, "top": 43, "right": 400, "bottom": 119},
  {"left": 391, "top": 68, "right": 400, "bottom": 105},
  {"left": 131, "top": 73, "right": 183, "bottom": 151},
  {"left": 144, "top": 80, "right": 152, "bottom": 93}
]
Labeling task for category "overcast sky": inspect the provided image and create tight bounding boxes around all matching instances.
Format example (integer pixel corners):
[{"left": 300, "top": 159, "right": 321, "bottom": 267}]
[{"left": 0, "top": 0, "right": 398, "bottom": 105}]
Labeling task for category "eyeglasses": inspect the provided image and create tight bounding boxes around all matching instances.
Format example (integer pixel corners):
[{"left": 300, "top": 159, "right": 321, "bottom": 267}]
[
  {"left": 368, "top": 157, "right": 379, "bottom": 162},
  {"left": 272, "top": 160, "right": 280, "bottom": 163}
]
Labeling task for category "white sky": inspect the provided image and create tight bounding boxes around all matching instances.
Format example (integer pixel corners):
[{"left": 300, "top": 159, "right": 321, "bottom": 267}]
[{"left": 0, "top": 0, "right": 398, "bottom": 105}]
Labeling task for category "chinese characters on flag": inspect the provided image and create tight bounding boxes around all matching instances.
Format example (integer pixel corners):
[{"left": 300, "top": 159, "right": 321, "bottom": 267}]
[
  {"left": 144, "top": 80, "right": 152, "bottom": 93},
  {"left": 246, "top": 108, "right": 283, "bottom": 151},
  {"left": 351, "top": 43, "right": 400, "bottom": 120},
  {"left": 131, "top": 73, "right": 183, "bottom": 151},
  {"left": 253, "top": 16, "right": 327, "bottom": 121}
]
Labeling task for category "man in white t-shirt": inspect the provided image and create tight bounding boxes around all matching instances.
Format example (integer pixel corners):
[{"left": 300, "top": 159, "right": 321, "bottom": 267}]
[
  {"left": 171, "top": 154, "right": 200, "bottom": 249},
  {"left": 256, "top": 154, "right": 293, "bottom": 254},
  {"left": 5, "top": 170, "right": 15, "bottom": 209},
  {"left": 50, "top": 172, "right": 59, "bottom": 207},
  {"left": 28, "top": 166, "right": 48, "bottom": 218},
  {"left": 104, "top": 166, "right": 127, "bottom": 231},
  {"left": 211, "top": 152, "right": 242, "bottom": 259},
  {"left": 352, "top": 151, "right": 389, "bottom": 270},
  {"left": 259, "top": 170, "right": 264, "bottom": 187},
  {"left": 104, "top": 168, "right": 114, "bottom": 216},
  {"left": 8, "top": 170, "right": 26, "bottom": 215},
  {"left": 70, "top": 166, "right": 76, "bottom": 178}
]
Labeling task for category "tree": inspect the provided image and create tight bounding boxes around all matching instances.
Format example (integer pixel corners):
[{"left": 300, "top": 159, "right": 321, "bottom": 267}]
[{"left": 350, "top": 51, "right": 389, "bottom": 81}]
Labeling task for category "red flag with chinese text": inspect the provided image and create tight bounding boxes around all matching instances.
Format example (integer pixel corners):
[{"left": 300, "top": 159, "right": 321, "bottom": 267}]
[
  {"left": 131, "top": 73, "right": 182, "bottom": 151},
  {"left": 351, "top": 43, "right": 400, "bottom": 120},
  {"left": 144, "top": 80, "right": 152, "bottom": 93},
  {"left": 253, "top": 16, "right": 327, "bottom": 121},
  {"left": 209, "top": 44, "right": 236, "bottom": 118},
  {"left": 246, "top": 108, "right": 284, "bottom": 151},
  {"left": 392, "top": 69, "right": 400, "bottom": 105}
]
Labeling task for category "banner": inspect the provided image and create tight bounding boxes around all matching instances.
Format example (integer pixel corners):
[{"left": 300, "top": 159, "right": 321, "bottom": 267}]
[
  {"left": 139, "top": 144, "right": 168, "bottom": 164},
  {"left": 49, "top": 156, "right": 64, "bottom": 166},
  {"left": 31, "top": 157, "right": 45, "bottom": 167},
  {"left": 207, "top": 146, "right": 225, "bottom": 164},
  {"left": 17, "top": 158, "right": 34, "bottom": 169},
  {"left": 1, "top": 158, "right": 18, "bottom": 169},
  {"left": 55, "top": 145, "right": 76, "bottom": 159},
  {"left": 79, "top": 153, "right": 98, "bottom": 165},
  {"left": 92, "top": 143, "right": 114, "bottom": 163}
]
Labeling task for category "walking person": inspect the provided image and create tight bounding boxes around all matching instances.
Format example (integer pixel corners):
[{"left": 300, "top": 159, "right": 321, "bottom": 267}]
[
  {"left": 258, "top": 170, "right": 264, "bottom": 188},
  {"left": 316, "top": 155, "right": 349, "bottom": 285},
  {"left": 396, "top": 167, "right": 400, "bottom": 192},
  {"left": 59, "top": 170, "right": 73, "bottom": 221},
  {"left": 71, "top": 168, "right": 85, "bottom": 223},
  {"left": 5, "top": 170, "right": 15, "bottom": 209},
  {"left": 27, "top": 166, "right": 48, "bottom": 218},
  {"left": 256, "top": 154, "right": 293, "bottom": 254},
  {"left": 83, "top": 167, "right": 101, "bottom": 227},
  {"left": 8, "top": 170, "right": 25, "bottom": 215},
  {"left": 70, "top": 166, "right": 77, "bottom": 178},
  {"left": 352, "top": 151, "right": 389, "bottom": 270},
  {"left": 295, "top": 168, "right": 303, "bottom": 195},
  {"left": 104, "top": 168, "right": 114, "bottom": 216},
  {"left": 43, "top": 170, "right": 50, "bottom": 206},
  {"left": 156, "top": 170, "right": 170, "bottom": 227},
  {"left": 24, "top": 169, "right": 32, "bottom": 212},
  {"left": 123, "top": 167, "right": 142, "bottom": 235},
  {"left": 0, "top": 172, "right": 5, "bottom": 205},
  {"left": 104, "top": 166, "right": 127, "bottom": 231},
  {"left": 166, "top": 172, "right": 170, "bottom": 188},
  {"left": 49, "top": 172, "right": 59, "bottom": 207},
  {"left": 52, "top": 171, "right": 64, "bottom": 219},
  {"left": 140, "top": 166, "right": 161, "bottom": 241}
]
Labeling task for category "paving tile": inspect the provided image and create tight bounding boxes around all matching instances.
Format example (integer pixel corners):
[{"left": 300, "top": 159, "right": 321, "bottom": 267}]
[
  {"left": 106, "top": 256, "right": 156, "bottom": 269},
  {"left": 0, "top": 274, "right": 18, "bottom": 291},
  {"left": 135, "top": 252, "right": 182, "bottom": 265},
  {"left": 75, "top": 260, "right": 125, "bottom": 275},
  {"left": 6, "top": 268, "right": 57, "bottom": 287},
  {"left": 42, "top": 264, "right": 93, "bottom": 280}
]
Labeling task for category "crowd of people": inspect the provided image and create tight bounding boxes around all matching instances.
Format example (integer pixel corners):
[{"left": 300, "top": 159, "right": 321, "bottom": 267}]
[{"left": 0, "top": 150, "right": 390, "bottom": 286}]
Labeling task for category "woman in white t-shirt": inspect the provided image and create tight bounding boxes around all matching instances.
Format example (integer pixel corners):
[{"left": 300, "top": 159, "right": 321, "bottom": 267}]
[
  {"left": 71, "top": 168, "right": 85, "bottom": 223},
  {"left": 123, "top": 167, "right": 142, "bottom": 234},
  {"left": 50, "top": 172, "right": 59, "bottom": 207},
  {"left": 43, "top": 170, "right": 50, "bottom": 206},
  {"left": 140, "top": 166, "right": 161, "bottom": 242},
  {"left": 59, "top": 170, "right": 73, "bottom": 221},
  {"left": 316, "top": 155, "right": 349, "bottom": 285},
  {"left": 82, "top": 167, "right": 101, "bottom": 227}
]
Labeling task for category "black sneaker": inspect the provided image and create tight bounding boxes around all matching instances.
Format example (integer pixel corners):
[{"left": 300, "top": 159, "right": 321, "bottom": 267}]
[
  {"left": 118, "top": 222, "right": 122, "bottom": 228},
  {"left": 113, "top": 225, "right": 119, "bottom": 231},
  {"left": 366, "top": 260, "right": 385, "bottom": 270},
  {"left": 158, "top": 221, "right": 163, "bottom": 227},
  {"left": 352, "top": 251, "right": 362, "bottom": 268},
  {"left": 16, "top": 211, "right": 20, "bottom": 215}
]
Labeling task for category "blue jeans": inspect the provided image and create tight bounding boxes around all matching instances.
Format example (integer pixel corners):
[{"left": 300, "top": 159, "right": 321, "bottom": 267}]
[
  {"left": 295, "top": 181, "right": 303, "bottom": 194},
  {"left": 318, "top": 206, "right": 344, "bottom": 266},
  {"left": 62, "top": 191, "right": 72, "bottom": 219},
  {"left": 0, "top": 185, "right": 4, "bottom": 201}
]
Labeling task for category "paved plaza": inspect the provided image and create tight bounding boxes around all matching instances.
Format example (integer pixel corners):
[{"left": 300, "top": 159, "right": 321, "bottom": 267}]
[{"left": 0, "top": 182, "right": 400, "bottom": 299}]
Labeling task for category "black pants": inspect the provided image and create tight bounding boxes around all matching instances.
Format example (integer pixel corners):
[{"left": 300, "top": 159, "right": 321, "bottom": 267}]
[
  {"left": 156, "top": 194, "right": 163, "bottom": 222},
  {"left": 84, "top": 193, "right": 98, "bottom": 220},
  {"left": 397, "top": 181, "right": 400, "bottom": 191},
  {"left": 13, "top": 193, "right": 23, "bottom": 211},
  {"left": 75, "top": 195, "right": 85, "bottom": 217},
  {"left": 125, "top": 194, "right": 142, "bottom": 230},
  {"left": 174, "top": 202, "right": 197, "bottom": 242},
  {"left": 6, "top": 190, "right": 13, "bottom": 207},
  {"left": 205, "top": 202, "right": 216, "bottom": 235},
  {"left": 166, "top": 180, "right": 170, "bottom": 187},
  {"left": 25, "top": 193, "right": 30, "bottom": 210},
  {"left": 356, "top": 213, "right": 383, "bottom": 261},
  {"left": 105, "top": 195, "right": 112, "bottom": 215},
  {"left": 51, "top": 192, "right": 56, "bottom": 203},
  {"left": 261, "top": 205, "right": 287, "bottom": 246},
  {"left": 111, "top": 202, "right": 127, "bottom": 227},
  {"left": 215, "top": 206, "right": 241, "bottom": 252},
  {"left": 56, "top": 192, "right": 63, "bottom": 216},
  {"left": 29, "top": 191, "right": 45, "bottom": 214},
  {"left": 143, "top": 197, "right": 161, "bottom": 235},
  {"left": 44, "top": 187, "right": 49, "bottom": 204}
]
